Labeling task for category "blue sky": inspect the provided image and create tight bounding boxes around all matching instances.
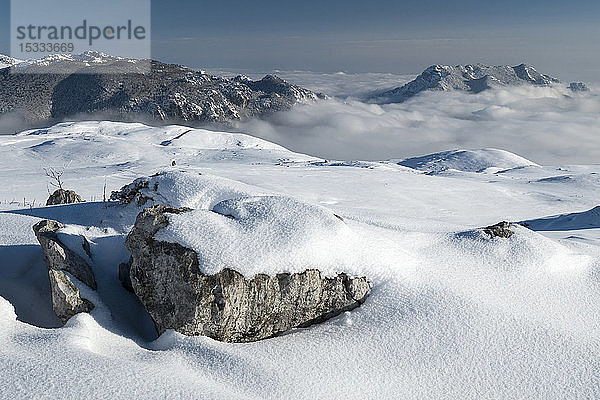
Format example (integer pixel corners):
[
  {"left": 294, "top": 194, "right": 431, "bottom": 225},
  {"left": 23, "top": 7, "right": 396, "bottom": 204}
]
[{"left": 1, "top": 0, "right": 599, "bottom": 80}]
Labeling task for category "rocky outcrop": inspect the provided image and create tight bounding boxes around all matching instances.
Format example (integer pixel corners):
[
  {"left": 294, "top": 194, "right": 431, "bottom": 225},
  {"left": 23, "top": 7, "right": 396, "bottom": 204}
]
[
  {"left": 371, "top": 63, "right": 560, "bottom": 103},
  {"left": 110, "top": 177, "right": 153, "bottom": 206},
  {"left": 568, "top": 82, "right": 590, "bottom": 92},
  {"left": 124, "top": 205, "right": 370, "bottom": 342},
  {"left": 33, "top": 220, "right": 96, "bottom": 322},
  {"left": 46, "top": 189, "right": 83, "bottom": 206},
  {"left": 483, "top": 221, "right": 514, "bottom": 238}
]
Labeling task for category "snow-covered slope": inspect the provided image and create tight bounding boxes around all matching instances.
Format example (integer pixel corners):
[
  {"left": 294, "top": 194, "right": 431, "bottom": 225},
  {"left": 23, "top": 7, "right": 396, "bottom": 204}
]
[
  {"left": 1, "top": 121, "right": 600, "bottom": 399},
  {"left": 522, "top": 205, "right": 600, "bottom": 231},
  {"left": 397, "top": 148, "right": 539, "bottom": 173},
  {"left": 371, "top": 63, "right": 561, "bottom": 103}
]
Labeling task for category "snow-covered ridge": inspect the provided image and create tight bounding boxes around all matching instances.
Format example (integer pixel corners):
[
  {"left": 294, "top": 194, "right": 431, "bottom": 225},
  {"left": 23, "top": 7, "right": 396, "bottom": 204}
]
[
  {"left": 371, "top": 63, "right": 562, "bottom": 103},
  {"left": 0, "top": 54, "right": 23, "bottom": 69},
  {"left": 17, "top": 121, "right": 287, "bottom": 151},
  {"left": 7, "top": 51, "right": 137, "bottom": 70},
  {"left": 521, "top": 205, "right": 600, "bottom": 231}
]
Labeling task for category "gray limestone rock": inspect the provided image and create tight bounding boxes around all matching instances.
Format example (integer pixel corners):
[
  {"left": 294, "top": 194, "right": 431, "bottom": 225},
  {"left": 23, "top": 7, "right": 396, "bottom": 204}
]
[
  {"left": 124, "top": 205, "right": 370, "bottom": 342},
  {"left": 483, "top": 221, "right": 514, "bottom": 238},
  {"left": 46, "top": 189, "right": 83, "bottom": 206},
  {"left": 33, "top": 220, "right": 97, "bottom": 322},
  {"left": 48, "top": 269, "right": 94, "bottom": 323}
]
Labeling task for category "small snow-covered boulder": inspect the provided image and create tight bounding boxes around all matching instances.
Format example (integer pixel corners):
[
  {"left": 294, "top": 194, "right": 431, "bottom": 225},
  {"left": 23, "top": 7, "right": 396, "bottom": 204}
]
[
  {"left": 46, "top": 189, "right": 83, "bottom": 206},
  {"left": 124, "top": 203, "right": 370, "bottom": 343},
  {"left": 33, "top": 220, "right": 96, "bottom": 322}
]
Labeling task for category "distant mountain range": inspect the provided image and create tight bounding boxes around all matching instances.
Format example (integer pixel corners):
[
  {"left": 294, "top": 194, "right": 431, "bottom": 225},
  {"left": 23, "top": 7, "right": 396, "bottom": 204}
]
[
  {"left": 369, "top": 63, "right": 585, "bottom": 104},
  {"left": 0, "top": 52, "right": 324, "bottom": 131}
]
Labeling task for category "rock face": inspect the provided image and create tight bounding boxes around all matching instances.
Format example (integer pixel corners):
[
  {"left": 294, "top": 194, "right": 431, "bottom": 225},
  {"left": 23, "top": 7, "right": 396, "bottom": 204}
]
[
  {"left": 568, "top": 82, "right": 590, "bottom": 92},
  {"left": 48, "top": 269, "right": 94, "bottom": 323},
  {"left": 33, "top": 220, "right": 96, "bottom": 322},
  {"left": 46, "top": 189, "right": 83, "bottom": 206},
  {"left": 483, "top": 221, "right": 514, "bottom": 238},
  {"left": 124, "top": 205, "right": 371, "bottom": 342},
  {"left": 371, "top": 63, "right": 560, "bottom": 103},
  {"left": 0, "top": 52, "right": 323, "bottom": 130},
  {"left": 118, "top": 258, "right": 134, "bottom": 292}
]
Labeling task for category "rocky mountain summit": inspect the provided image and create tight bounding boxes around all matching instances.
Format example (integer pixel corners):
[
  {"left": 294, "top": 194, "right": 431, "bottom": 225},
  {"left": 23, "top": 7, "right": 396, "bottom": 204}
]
[
  {"left": 371, "top": 63, "right": 561, "bottom": 103},
  {"left": 0, "top": 52, "right": 324, "bottom": 130}
]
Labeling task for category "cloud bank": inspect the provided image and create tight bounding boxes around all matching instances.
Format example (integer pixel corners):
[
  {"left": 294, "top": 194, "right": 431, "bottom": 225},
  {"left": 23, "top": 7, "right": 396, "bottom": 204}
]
[{"left": 236, "top": 75, "right": 600, "bottom": 165}]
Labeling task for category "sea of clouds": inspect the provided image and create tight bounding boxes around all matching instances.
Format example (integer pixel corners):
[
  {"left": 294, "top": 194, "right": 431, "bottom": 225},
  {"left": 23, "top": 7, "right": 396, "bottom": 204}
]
[{"left": 234, "top": 71, "right": 600, "bottom": 165}]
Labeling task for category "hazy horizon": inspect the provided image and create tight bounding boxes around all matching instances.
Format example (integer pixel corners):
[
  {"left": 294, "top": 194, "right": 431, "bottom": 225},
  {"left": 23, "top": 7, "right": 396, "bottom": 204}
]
[{"left": 1, "top": 0, "right": 599, "bottom": 82}]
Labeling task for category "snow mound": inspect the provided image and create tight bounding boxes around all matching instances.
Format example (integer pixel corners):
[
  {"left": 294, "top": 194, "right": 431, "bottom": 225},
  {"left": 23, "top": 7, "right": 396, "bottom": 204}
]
[
  {"left": 521, "top": 205, "right": 600, "bottom": 231},
  {"left": 115, "top": 170, "right": 359, "bottom": 278},
  {"left": 112, "top": 170, "right": 270, "bottom": 210},
  {"left": 157, "top": 195, "right": 355, "bottom": 277},
  {"left": 397, "top": 148, "right": 539, "bottom": 173}
]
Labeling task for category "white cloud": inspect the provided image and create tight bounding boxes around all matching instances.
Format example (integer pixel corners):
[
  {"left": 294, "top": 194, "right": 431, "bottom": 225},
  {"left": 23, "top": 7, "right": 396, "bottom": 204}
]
[{"left": 236, "top": 77, "right": 600, "bottom": 165}]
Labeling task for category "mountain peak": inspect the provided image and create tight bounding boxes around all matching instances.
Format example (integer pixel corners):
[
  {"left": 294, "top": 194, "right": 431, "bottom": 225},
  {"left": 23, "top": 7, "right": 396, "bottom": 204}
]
[
  {"left": 0, "top": 53, "right": 323, "bottom": 131},
  {"left": 371, "top": 63, "right": 560, "bottom": 103}
]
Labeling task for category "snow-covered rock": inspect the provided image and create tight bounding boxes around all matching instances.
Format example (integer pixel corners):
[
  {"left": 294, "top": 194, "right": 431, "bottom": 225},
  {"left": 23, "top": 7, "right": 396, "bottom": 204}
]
[
  {"left": 32, "top": 219, "right": 96, "bottom": 322},
  {"left": 110, "top": 170, "right": 371, "bottom": 341},
  {"left": 124, "top": 204, "right": 370, "bottom": 342},
  {"left": 46, "top": 189, "right": 83, "bottom": 206},
  {"left": 371, "top": 63, "right": 560, "bottom": 103},
  {"left": 397, "top": 148, "right": 538, "bottom": 174}
]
